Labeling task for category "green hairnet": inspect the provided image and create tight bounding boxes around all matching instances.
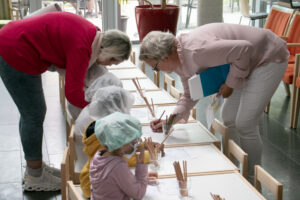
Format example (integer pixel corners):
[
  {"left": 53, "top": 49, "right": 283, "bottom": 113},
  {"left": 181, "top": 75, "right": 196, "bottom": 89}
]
[{"left": 94, "top": 112, "right": 142, "bottom": 152}]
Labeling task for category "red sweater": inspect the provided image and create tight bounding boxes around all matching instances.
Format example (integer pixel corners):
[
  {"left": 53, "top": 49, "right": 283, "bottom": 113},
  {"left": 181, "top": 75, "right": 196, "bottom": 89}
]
[{"left": 0, "top": 12, "right": 100, "bottom": 108}]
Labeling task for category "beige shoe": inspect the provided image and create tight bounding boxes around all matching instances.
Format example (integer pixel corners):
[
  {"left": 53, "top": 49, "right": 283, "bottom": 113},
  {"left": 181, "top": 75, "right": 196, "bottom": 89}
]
[{"left": 23, "top": 166, "right": 61, "bottom": 191}]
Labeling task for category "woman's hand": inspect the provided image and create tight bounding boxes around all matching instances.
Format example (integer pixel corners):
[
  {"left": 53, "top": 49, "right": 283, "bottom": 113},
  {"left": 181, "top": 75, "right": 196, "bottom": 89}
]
[
  {"left": 150, "top": 119, "right": 165, "bottom": 132},
  {"left": 135, "top": 146, "right": 145, "bottom": 164},
  {"left": 217, "top": 84, "right": 233, "bottom": 98}
]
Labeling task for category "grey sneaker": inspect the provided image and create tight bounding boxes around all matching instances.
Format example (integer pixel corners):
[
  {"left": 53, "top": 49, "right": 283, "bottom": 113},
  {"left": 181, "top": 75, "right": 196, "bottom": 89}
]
[{"left": 23, "top": 166, "right": 61, "bottom": 191}]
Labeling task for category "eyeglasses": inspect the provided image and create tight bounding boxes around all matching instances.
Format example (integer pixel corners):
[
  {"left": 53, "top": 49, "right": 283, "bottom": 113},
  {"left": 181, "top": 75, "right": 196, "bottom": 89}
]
[{"left": 152, "top": 62, "right": 160, "bottom": 72}]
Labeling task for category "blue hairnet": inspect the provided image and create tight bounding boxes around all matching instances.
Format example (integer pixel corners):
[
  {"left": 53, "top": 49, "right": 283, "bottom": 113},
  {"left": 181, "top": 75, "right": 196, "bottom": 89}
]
[{"left": 94, "top": 112, "right": 142, "bottom": 152}]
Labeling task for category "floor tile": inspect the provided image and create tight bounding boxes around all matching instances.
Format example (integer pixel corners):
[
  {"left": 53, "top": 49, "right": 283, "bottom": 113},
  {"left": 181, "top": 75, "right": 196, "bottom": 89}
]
[
  {"left": 0, "top": 151, "right": 22, "bottom": 183},
  {"left": 0, "top": 182, "right": 23, "bottom": 200},
  {"left": 0, "top": 125, "right": 20, "bottom": 151}
]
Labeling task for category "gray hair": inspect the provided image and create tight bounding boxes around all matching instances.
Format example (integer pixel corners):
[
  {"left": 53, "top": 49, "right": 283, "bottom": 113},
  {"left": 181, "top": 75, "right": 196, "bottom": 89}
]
[
  {"left": 139, "top": 31, "right": 176, "bottom": 62},
  {"left": 100, "top": 30, "right": 132, "bottom": 62}
]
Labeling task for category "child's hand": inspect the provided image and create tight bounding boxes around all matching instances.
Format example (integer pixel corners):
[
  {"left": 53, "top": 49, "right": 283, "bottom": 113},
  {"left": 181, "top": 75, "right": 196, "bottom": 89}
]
[
  {"left": 147, "top": 172, "right": 159, "bottom": 185},
  {"left": 154, "top": 143, "right": 165, "bottom": 157},
  {"left": 136, "top": 146, "right": 145, "bottom": 164},
  {"left": 147, "top": 172, "right": 158, "bottom": 180}
]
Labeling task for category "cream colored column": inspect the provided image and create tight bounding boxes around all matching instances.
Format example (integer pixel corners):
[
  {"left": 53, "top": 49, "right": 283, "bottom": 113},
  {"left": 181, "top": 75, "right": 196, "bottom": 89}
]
[{"left": 197, "top": 0, "right": 223, "bottom": 26}]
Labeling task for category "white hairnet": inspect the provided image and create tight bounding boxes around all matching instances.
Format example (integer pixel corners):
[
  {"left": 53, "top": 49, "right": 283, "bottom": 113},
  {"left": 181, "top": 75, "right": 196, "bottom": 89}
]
[
  {"left": 95, "top": 112, "right": 142, "bottom": 152},
  {"left": 85, "top": 72, "right": 123, "bottom": 102},
  {"left": 74, "top": 86, "right": 135, "bottom": 137},
  {"left": 84, "top": 63, "right": 108, "bottom": 89}
]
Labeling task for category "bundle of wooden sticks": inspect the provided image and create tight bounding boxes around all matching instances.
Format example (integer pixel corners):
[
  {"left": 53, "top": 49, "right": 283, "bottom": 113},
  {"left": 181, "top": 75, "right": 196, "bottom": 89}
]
[
  {"left": 144, "top": 137, "right": 159, "bottom": 167},
  {"left": 210, "top": 192, "right": 225, "bottom": 200},
  {"left": 132, "top": 78, "right": 155, "bottom": 117},
  {"left": 173, "top": 160, "right": 188, "bottom": 196}
]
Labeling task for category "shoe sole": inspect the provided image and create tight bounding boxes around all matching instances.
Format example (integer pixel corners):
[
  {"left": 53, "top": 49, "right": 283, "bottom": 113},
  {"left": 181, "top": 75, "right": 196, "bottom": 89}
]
[{"left": 23, "top": 184, "right": 61, "bottom": 192}]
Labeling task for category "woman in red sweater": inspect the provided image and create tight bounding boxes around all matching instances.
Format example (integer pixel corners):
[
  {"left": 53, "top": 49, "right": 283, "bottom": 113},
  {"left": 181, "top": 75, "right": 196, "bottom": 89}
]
[{"left": 0, "top": 12, "right": 131, "bottom": 191}]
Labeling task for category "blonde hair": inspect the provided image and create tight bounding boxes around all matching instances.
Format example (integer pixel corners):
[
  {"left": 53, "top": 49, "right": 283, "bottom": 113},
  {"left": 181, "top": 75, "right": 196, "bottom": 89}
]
[{"left": 99, "top": 30, "right": 132, "bottom": 62}]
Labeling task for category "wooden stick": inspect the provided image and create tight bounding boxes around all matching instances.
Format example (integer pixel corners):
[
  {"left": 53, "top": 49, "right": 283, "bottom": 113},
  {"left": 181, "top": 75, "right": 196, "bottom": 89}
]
[
  {"left": 132, "top": 78, "right": 155, "bottom": 117},
  {"left": 157, "top": 110, "right": 165, "bottom": 122},
  {"left": 132, "top": 78, "right": 143, "bottom": 97},
  {"left": 151, "top": 98, "right": 154, "bottom": 116},
  {"left": 136, "top": 77, "right": 142, "bottom": 92},
  {"left": 143, "top": 96, "right": 155, "bottom": 117},
  {"left": 156, "top": 128, "right": 174, "bottom": 150}
]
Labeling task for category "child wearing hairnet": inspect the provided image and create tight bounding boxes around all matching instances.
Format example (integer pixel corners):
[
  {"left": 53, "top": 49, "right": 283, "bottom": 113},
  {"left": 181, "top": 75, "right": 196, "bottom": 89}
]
[
  {"left": 89, "top": 112, "right": 150, "bottom": 200},
  {"left": 66, "top": 63, "right": 122, "bottom": 120}
]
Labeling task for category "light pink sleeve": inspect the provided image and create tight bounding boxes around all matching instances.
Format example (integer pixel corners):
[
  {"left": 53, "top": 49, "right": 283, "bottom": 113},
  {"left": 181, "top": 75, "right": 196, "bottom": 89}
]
[
  {"left": 172, "top": 76, "right": 198, "bottom": 122},
  {"left": 192, "top": 39, "right": 254, "bottom": 89},
  {"left": 113, "top": 162, "right": 148, "bottom": 200}
]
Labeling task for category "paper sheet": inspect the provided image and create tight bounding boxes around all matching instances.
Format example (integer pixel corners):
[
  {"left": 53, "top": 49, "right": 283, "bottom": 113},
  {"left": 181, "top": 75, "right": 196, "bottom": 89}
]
[{"left": 206, "top": 94, "right": 224, "bottom": 129}]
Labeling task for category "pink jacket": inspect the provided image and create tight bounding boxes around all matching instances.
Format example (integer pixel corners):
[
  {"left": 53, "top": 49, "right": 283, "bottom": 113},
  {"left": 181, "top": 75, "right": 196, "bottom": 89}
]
[
  {"left": 90, "top": 151, "right": 148, "bottom": 200},
  {"left": 173, "top": 23, "right": 289, "bottom": 121}
]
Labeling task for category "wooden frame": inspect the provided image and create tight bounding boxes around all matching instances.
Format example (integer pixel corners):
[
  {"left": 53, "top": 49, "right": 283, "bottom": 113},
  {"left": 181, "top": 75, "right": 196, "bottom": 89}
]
[
  {"left": 66, "top": 108, "right": 75, "bottom": 143},
  {"left": 153, "top": 71, "right": 160, "bottom": 87},
  {"left": 61, "top": 147, "right": 70, "bottom": 200},
  {"left": 130, "top": 51, "right": 136, "bottom": 64},
  {"left": 209, "top": 119, "right": 248, "bottom": 178},
  {"left": 59, "top": 74, "right": 66, "bottom": 116},
  {"left": 152, "top": 171, "right": 266, "bottom": 199},
  {"left": 69, "top": 125, "right": 81, "bottom": 184},
  {"left": 291, "top": 54, "right": 300, "bottom": 128},
  {"left": 141, "top": 62, "right": 146, "bottom": 73},
  {"left": 169, "top": 85, "right": 182, "bottom": 99},
  {"left": 158, "top": 144, "right": 238, "bottom": 179},
  {"left": 209, "top": 119, "right": 229, "bottom": 156},
  {"left": 67, "top": 181, "right": 85, "bottom": 200},
  {"left": 163, "top": 73, "right": 175, "bottom": 91},
  {"left": 254, "top": 165, "right": 283, "bottom": 200},
  {"left": 228, "top": 139, "right": 248, "bottom": 178}
]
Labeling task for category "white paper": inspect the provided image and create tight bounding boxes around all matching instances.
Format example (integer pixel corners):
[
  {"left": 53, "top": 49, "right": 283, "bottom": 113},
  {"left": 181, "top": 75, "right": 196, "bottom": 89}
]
[{"left": 206, "top": 94, "right": 224, "bottom": 129}]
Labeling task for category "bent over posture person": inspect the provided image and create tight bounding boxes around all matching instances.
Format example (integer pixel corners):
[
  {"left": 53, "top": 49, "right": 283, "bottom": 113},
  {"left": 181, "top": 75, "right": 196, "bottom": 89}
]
[
  {"left": 0, "top": 12, "right": 131, "bottom": 191},
  {"left": 139, "top": 23, "right": 289, "bottom": 181}
]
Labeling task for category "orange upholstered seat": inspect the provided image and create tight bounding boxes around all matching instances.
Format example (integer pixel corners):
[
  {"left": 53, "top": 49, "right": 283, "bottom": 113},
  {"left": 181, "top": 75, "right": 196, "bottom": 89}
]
[
  {"left": 282, "top": 64, "right": 295, "bottom": 84},
  {"left": 296, "top": 77, "right": 300, "bottom": 88}
]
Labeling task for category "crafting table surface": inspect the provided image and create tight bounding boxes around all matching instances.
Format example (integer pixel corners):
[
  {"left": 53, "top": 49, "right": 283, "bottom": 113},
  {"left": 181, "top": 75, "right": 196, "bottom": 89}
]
[{"left": 143, "top": 172, "right": 265, "bottom": 200}]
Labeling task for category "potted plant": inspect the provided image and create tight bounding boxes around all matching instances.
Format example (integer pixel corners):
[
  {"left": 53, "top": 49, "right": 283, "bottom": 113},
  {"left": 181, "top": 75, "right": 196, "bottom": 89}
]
[
  {"left": 135, "top": 0, "right": 179, "bottom": 41},
  {"left": 119, "top": 0, "right": 130, "bottom": 32}
]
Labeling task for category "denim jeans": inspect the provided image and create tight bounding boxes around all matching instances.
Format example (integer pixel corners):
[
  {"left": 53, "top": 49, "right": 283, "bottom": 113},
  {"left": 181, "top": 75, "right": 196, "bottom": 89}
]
[{"left": 0, "top": 56, "right": 46, "bottom": 161}]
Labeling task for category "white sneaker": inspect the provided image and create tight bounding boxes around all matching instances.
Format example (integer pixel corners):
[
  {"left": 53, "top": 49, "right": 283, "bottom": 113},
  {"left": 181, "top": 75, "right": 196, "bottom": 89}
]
[
  {"left": 23, "top": 166, "right": 61, "bottom": 191},
  {"left": 43, "top": 162, "right": 61, "bottom": 178}
]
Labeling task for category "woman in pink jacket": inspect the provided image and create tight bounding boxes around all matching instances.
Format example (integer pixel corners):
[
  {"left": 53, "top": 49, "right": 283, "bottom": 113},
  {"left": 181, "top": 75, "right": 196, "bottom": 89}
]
[
  {"left": 0, "top": 12, "right": 131, "bottom": 191},
  {"left": 139, "top": 23, "right": 289, "bottom": 181}
]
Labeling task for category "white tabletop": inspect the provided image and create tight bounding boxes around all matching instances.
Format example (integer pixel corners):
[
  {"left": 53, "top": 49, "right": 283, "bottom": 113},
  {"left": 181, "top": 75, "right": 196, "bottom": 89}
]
[
  {"left": 122, "top": 78, "right": 159, "bottom": 92},
  {"left": 132, "top": 90, "right": 177, "bottom": 107},
  {"left": 131, "top": 105, "right": 196, "bottom": 125},
  {"left": 106, "top": 60, "right": 136, "bottom": 69},
  {"left": 109, "top": 68, "right": 147, "bottom": 79},
  {"left": 142, "top": 123, "right": 218, "bottom": 147},
  {"left": 141, "top": 145, "right": 237, "bottom": 176},
  {"left": 143, "top": 172, "right": 265, "bottom": 200}
]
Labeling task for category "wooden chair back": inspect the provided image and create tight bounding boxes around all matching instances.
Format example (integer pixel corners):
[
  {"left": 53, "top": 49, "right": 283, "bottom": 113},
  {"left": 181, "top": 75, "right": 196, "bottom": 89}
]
[
  {"left": 67, "top": 181, "right": 85, "bottom": 200},
  {"left": 61, "top": 147, "right": 70, "bottom": 200},
  {"left": 254, "top": 165, "right": 283, "bottom": 200},
  {"left": 163, "top": 74, "right": 175, "bottom": 91},
  {"left": 210, "top": 119, "right": 229, "bottom": 156},
  {"left": 228, "top": 139, "right": 248, "bottom": 178}
]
